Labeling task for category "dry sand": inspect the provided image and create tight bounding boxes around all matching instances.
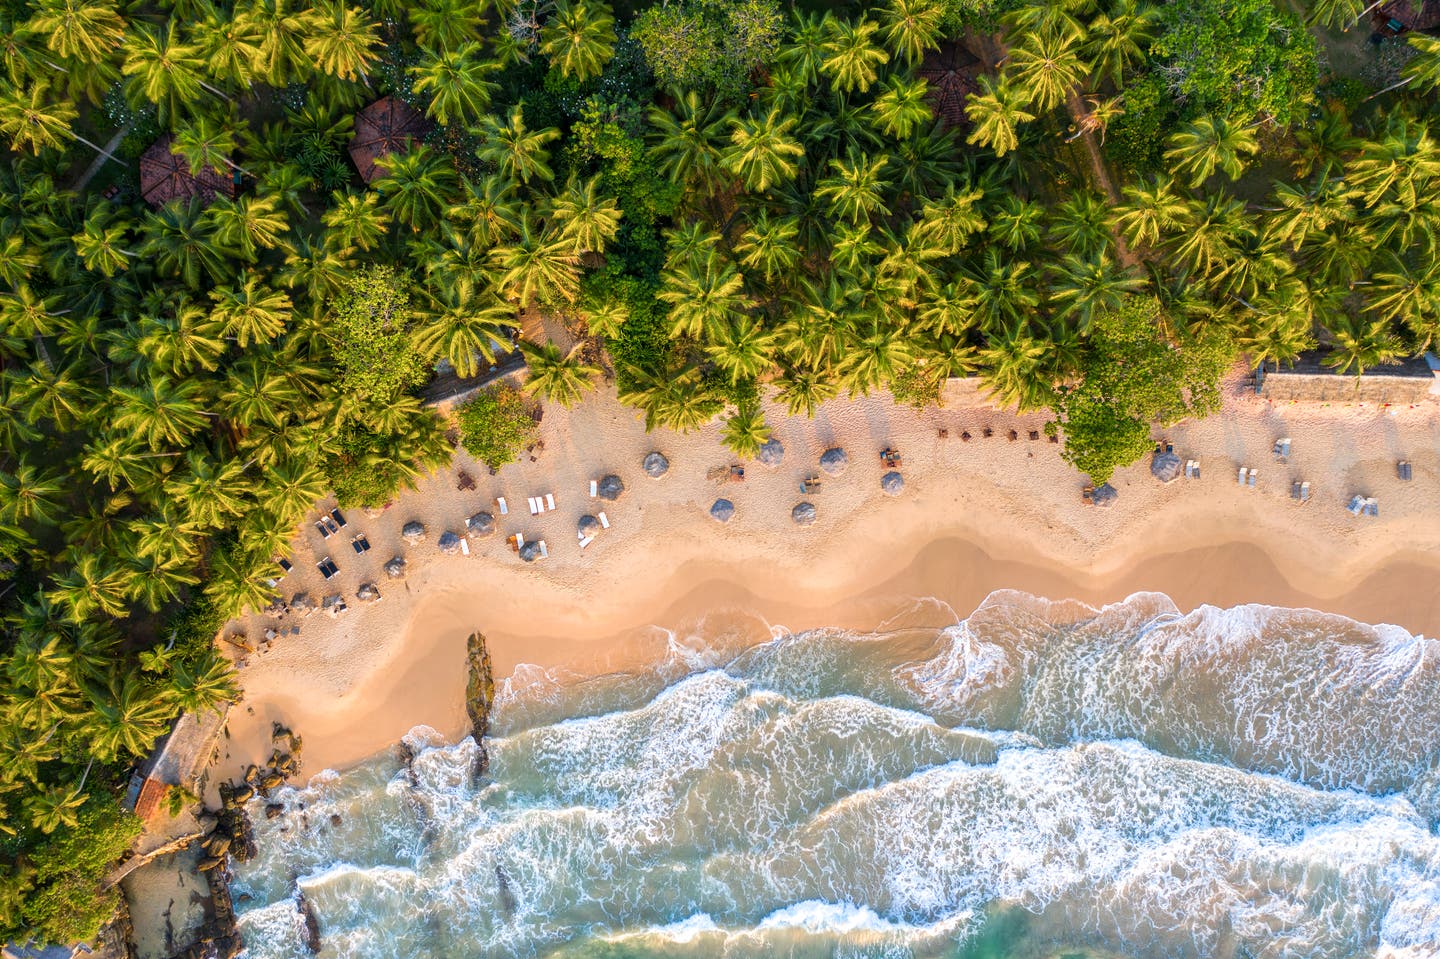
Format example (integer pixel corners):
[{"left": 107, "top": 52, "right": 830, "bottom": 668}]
[{"left": 215, "top": 366, "right": 1440, "bottom": 781}]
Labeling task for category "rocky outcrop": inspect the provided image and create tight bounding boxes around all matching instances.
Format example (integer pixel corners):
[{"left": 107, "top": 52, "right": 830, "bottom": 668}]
[{"left": 465, "top": 632, "right": 494, "bottom": 773}]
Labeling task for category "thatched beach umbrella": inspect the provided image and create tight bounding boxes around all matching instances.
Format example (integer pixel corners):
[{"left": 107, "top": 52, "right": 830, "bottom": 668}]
[
  {"left": 598, "top": 474, "right": 625, "bottom": 501},
  {"left": 289, "top": 593, "right": 315, "bottom": 615},
  {"left": 792, "top": 502, "right": 817, "bottom": 526},
  {"left": 402, "top": 521, "right": 426, "bottom": 543},
  {"left": 881, "top": 471, "right": 904, "bottom": 496},
  {"left": 467, "top": 512, "right": 496, "bottom": 537},
  {"left": 578, "top": 514, "right": 601, "bottom": 537},
  {"left": 438, "top": 531, "right": 462, "bottom": 554},
  {"left": 138, "top": 134, "right": 236, "bottom": 208},
  {"left": 643, "top": 452, "right": 670, "bottom": 478},
  {"left": 758, "top": 439, "right": 784, "bottom": 467},
  {"left": 519, "top": 541, "right": 545, "bottom": 562},
  {"left": 384, "top": 557, "right": 406, "bottom": 579},
  {"left": 1092, "top": 483, "right": 1118, "bottom": 508},
  {"left": 1150, "top": 450, "right": 1182, "bottom": 484},
  {"left": 820, "top": 447, "right": 848, "bottom": 476},
  {"left": 356, "top": 583, "right": 380, "bottom": 602},
  {"left": 349, "top": 96, "right": 429, "bottom": 183},
  {"left": 710, "top": 499, "right": 734, "bottom": 523}
]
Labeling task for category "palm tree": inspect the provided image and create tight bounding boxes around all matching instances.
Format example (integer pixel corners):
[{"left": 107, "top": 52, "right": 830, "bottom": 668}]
[
  {"left": 829, "top": 221, "right": 883, "bottom": 277},
  {"left": 839, "top": 318, "right": 917, "bottom": 396},
  {"left": 238, "top": 0, "right": 315, "bottom": 86},
  {"left": 539, "top": 0, "right": 616, "bottom": 81},
  {"left": 978, "top": 326, "right": 1053, "bottom": 412},
  {"left": 1082, "top": 0, "right": 1159, "bottom": 88},
  {"left": 411, "top": 42, "right": 498, "bottom": 127},
  {"left": 47, "top": 553, "right": 132, "bottom": 623},
  {"left": 916, "top": 184, "right": 986, "bottom": 255},
  {"left": 519, "top": 339, "right": 599, "bottom": 407},
  {"left": 706, "top": 314, "right": 777, "bottom": 383},
  {"left": 374, "top": 146, "right": 458, "bottom": 229},
  {"left": 167, "top": 649, "right": 239, "bottom": 714},
  {"left": 475, "top": 106, "right": 561, "bottom": 184},
  {"left": 549, "top": 174, "right": 622, "bottom": 254},
  {"left": 171, "top": 115, "right": 248, "bottom": 181},
  {"left": 963, "top": 248, "right": 1041, "bottom": 333},
  {"left": 409, "top": 0, "right": 484, "bottom": 50},
  {"left": 869, "top": 76, "right": 933, "bottom": 141},
  {"left": 721, "top": 401, "right": 771, "bottom": 459},
  {"left": 1304, "top": 0, "right": 1366, "bottom": 29},
  {"left": 26, "top": 783, "right": 87, "bottom": 835},
  {"left": 965, "top": 76, "right": 1035, "bottom": 157},
  {"left": 261, "top": 458, "right": 329, "bottom": 521},
  {"left": 122, "top": 24, "right": 215, "bottom": 123},
  {"left": 723, "top": 108, "right": 805, "bottom": 193},
  {"left": 219, "top": 352, "right": 302, "bottom": 427},
  {"left": 877, "top": 0, "right": 945, "bottom": 65},
  {"left": 1006, "top": 29, "right": 1088, "bottom": 115},
  {"left": 1164, "top": 115, "right": 1259, "bottom": 187},
  {"left": 774, "top": 363, "right": 840, "bottom": 417},
  {"left": 13, "top": 360, "right": 94, "bottom": 430},
  {"left": 206, "top": 194, "right": 290, "bottom": 260},
  {"left": 735, "top": 210, "right": 801, "bottom": 284},
  {"left": 1048, "top": 253, "right": 1146, "bottom": 329},
  {"left": 303, "top": 0, "right": 380, "bottom": 82},
  {"left": 1112, "top": 175, "right": 1188, "bottom": 249},
  {"left": 0, "top": 82, "right": 82, "bottom": 156},
  {"left": 86, "top": 675, "right": 175, "bottom": 761},
  {"left": 1322, "top": 314, "right": 1403, "bottom": 376},
  {"left": 0, "top": 461, "right": 65, "bottom": 526},
  {"left": 617, "top": 363, "right": 721, "bottom": 433},
  {"left": 780, "top": 10, "right": 828, "bottom": 85},
  {"left": 322, "top": 190, "right": 390, "bottom": 251},
  {"left": 28, "top": 0, "right": 126, "bottom": 65},
  {"left": 647, "top": 90, "right": 737, "bottom": 199},
  {"left": 204, "top": 546, "right": 279, "bottom": 619},
  {"left": 815, "top": 147, "right": 892, "bottom": 224},
  {"left": 1048, "top": 191, "right": 1113, "bottom": 260},
  {"left": 1369, "top": 254, "right": 1440, "bottom": 348},
  {"left": 820, "top": 16, "right": 889, "bottom": 94},
  {"left": 141, "top": 200, "right": 234, "bottom": 289},
  {"left": 195, "top": 7, "right": 265, "bottom": 89},
  {"left": 109, "top": 375, "right": 209, "bottom": 450},
  {"left": 658, "top": 254, "right": 751, "bottom": 340},
  {"left": 411, "top": 295, "right": 514, "bottom": 377},
  {"left": 449, "top": 173, "right": 523, "bottom": 247},
  {"left": 490, "top": 211, "right": 581, "bottom": 306}
]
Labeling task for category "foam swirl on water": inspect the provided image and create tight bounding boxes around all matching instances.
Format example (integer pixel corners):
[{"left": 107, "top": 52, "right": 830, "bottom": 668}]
[{"left": 232, "top": 592, "right": 1440, "bottom": 959}]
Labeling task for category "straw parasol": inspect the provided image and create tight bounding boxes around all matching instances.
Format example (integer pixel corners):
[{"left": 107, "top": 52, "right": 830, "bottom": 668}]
[
  {"left": 881, "top": 471, "right": 904, "bottom": 496},
  {"left": 710, "top": 499, "right": 734, "bottom": 523},
  {"left": 820, "top": 448, "right": 848, "bottom": 476},
  {"left": 643, "top": 452, "right": 670, "bottom": 478},
  {"left": 356, "top": 583, "right": 380, "bottom": 602},
  {"left": 384, "top": 557, "right": 406, "bottom": 579},
  {"left": 519, "top": 541, "right": 545, "bottom": 563},
  {"left": 578, "top": 514, "right": 601, "bottom": 537},
  {"left": 467, "top": 512, "right": 496, "bottom": 537},
  {"left": 758, "top": 439, "right": 784, "bottom": 467},
  {"left": 1150, "top": 450, "right": 1183, "bottom": 484},
  {"left": 402, "top": 521, "right": 426, "bottom": 543},
  {"left": 438, "top": 531, "right": 462, "bottom": 554},
  {"left": 598, "top": 475, "right": 625, "bottom": 501},
  {"left": 917, "top": 41, "right": 983, "bottom": 128},
  {"left": 792, "top": 502, "right": 817, "bottom": 526},
  {"left": 1091, "top": 483, "right": 1118, "bottom": 508},
  {"left": 138, "top": 134, "right": 237, "bottom": 208},
  {"left": 349, "top": 96, "right": 429, "bottom": 184}
]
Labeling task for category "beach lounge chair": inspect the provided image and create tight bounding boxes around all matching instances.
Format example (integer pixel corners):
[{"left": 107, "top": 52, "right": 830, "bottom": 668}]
[
  {"left": 1300, "top": 482, "right": 1311, "bottom": 503},
  {"left": 527, "top": 497, "right": 539, "bottom": 515},
  {"left": 509, "top": 533, "right": 523, "bottom": 552},
  {"left": 1164, "top": 442, "right": 1174, "bottom": 455},
  {"left": 590, "top": 480, "right": 598, "bottom": 497},
  {"left": 982, "top": 427, "right": 993, "bottom": 438},
  {"left": 538, "top": 540, "right": 548, "bottom": 558},
  {"left": 1008, "top": 430, "right": 1018, "bottom": 441},
  {"left": 1291, "top": 481, "right": 1301, "bottom": 501},
  {"left": 1028, "top": 431, "right": 1040, "bottom": 441},
  {"left": 546, "top": 493, "right": 555, "bottom": 510},
  {"left": 496, "top": 496, "right": 508, "bottom": 515},
  {"left": 881, "top": 448, "right": 902, "bottom": 469},
  {"left": 460, "top": 539, "right": 470, "bottom": 556},
  {"left": 278, "top": 557, "right": 293, "bottom": 573},
  {"left": 599, "top": 512, "right": 610, "bottom": 529},
  {"left": 800, "top": 475, "right": 822, "bottom": 494},
  {"left": 1237, "top": 467, "right": 1247, "bottom": 485},
  {"left": 1272, "top": 438, "right": 1291, "bottom": 464},
  {"left": 330, "top": 508, "right": 348, "bottom": 528},
  {"left": 1397, "top": 460, "right": 1412, "bottom": 481},
  {"left": 1346, "top": 495, "right": 1365, "bottom": 516},
  {"left": 961, "top": 431, "right": 971, "bottom": 442},
  {"left": 351, "top": 534, "right": 371, "bottom": 554},
  {"left": 1247, "top": 470, "right": 1257, "bottom": 488},
  {"left": 317, "top": 558, "right": 339, "bottom": 579},
  {"left": 1364, "top": 498, "right": 1379, "bottom": 518},
  {"left": 579, "top": 535, "right": 594, "bottom": 549}
]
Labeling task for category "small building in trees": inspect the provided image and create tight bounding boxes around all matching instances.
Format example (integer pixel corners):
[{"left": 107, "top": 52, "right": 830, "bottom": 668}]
[
  {"left": 917, "top": 39, "right": 986, "bottom": 128},
  {"left": 1373, "top": 0, "right": 1440, "bottom": 35},
  {"left": 349, "top": 96, "right": 429, "bottom": 184},
  {"left": 138, "top": 134, "right": 238, "bottom": 208}
]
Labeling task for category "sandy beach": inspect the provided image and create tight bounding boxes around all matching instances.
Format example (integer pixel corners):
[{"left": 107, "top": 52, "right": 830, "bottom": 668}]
[{"left": 214, "top": 366, "right": 1440, "bottom": 780}]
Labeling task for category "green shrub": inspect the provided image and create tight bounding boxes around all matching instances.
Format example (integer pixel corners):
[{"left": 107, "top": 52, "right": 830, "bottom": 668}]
[{"left": 456, "top": 386, "right": 539, "bottom": 469}]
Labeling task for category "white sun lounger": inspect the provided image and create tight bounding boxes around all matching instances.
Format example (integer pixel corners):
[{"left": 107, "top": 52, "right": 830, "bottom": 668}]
[
  {"left": 590, "top": 480, "right": 598, "bottom": 498},
  {"left": 528, "top": 497, "right": 540, "bottom": 515},
  {"left": 546, "top": 493, "right": 555, "bottom": 511},
  {"left": 1300, "top": 482, "right": 1310, "bottom": 503},
  {"left": 1346, "top": 495, "right": 1364, "bottom": 516},
  {"left": 1247, "top": 471, "right": 1256, "bottom": 488},
  {"left": 1237, "top": 467, "right": 1247, "bottom": 485},
  {"left": 538, "top": 540, "right": 548, "bottom": 558},
  {"left": 460, "top": 539, "right": 470, "bottom": 556},
  {"left": 512, "top": 533, "right": 524, "bottom": 549},
  {"left": 496, "top": 497, "right": 508, "bottom": 515},
  {"left": 579, "top": 535, "right": 594, "bottom": 549},
  {"left": 598, "top": 511, "right": 610, "bottom": 529}
]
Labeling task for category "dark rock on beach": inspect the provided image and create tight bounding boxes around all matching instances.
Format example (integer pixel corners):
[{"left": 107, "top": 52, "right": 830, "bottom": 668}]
[{"left": 465, "top": 632, "right": 495, "bottom": 773}]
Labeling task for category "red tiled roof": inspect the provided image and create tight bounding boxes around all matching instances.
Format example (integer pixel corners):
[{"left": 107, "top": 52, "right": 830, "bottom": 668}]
[
  {"left": 133, "top": 777, "right": 169, "bottom": 822},
  {"left": 1377, "top": 0, "right": 1440, "bottom": 29},
  {"left": 349, "top": 96, "right": 429, "bottom": 184},
  {"left": 138, "top": 134, "right": 237, "bottom": 208}
]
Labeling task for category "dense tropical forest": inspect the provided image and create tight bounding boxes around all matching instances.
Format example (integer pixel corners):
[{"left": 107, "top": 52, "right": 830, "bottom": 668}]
[{"left": 0, "top": 0, "right": 1438, "bottom": 944}]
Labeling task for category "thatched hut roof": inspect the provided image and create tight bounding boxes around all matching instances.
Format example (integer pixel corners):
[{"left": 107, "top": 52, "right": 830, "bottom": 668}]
[
  {"left": 384, "top": 557, "right": 407, "bottom": 579},
  {"left": 598, "top": 474, "right": 625, "bottom": 501},
  {"left": 643, "top": 452, "right": 670, "bottom": 478},
  {"left": 881, "top": 471, "right": 905, "bottom": 495},
  {"left": 820, "top": 447, "right": 848, "bottom": 476},
  {"left": 1151, "top": 450, "right": 1183, "bottom": 484},
  {"left": 402, "top": 521, "right": 426, "bottom": 543},
  {"left": 1376, "top": 0, "right": 1440, "bottom": 30},
  {"left": 1091, "top": 483, "right": 1118, "bottom": 508},
  {"left": 578, "top": 514, "right": 601, "bottom": 537},
  {"left": 438, "top": 530, "right": 462, "bottom": 554},
  {"left": 138, "top": 134, "right": 236, "bottom": 208},
  {"left": 710, "top": 499, "right": 734, "bottom": 523},
  {"left": 917, "top": 40, "right": 983, "bottom": 128},
  {"left": 758, "top": 439, "right": 784, "bottom": 467},
  {"left": 467, "top": 512, "right": 495, "bottom": 537},
  {"left": 792, "top": 502, "right": 817, "bottom": 526},
  {"left": 349, "top": 96, "right": 429, "bottom": 184},
  {"left": 519, "top": 540, "right": 545, "bottom": 563}
]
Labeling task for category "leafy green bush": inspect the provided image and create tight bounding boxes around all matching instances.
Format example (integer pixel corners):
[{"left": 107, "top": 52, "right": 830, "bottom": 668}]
[
  {"left": 456, "top": 386, "right": 539, "bottom": 469},
  {"left": 327, "top": 266, "right": 429, "bottom": 405},
  {"left": 17, "top": 797, "right": 141, "bottom": 945},
  {"left": 633, "top": 0, "right": 782, "bottom": 97}
]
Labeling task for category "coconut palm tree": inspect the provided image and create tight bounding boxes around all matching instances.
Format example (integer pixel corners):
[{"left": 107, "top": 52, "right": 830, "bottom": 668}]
[
  {"left": 1048, "top": 190, "right": 1113, "bottom": 260},
  {"left": 206, "top": 193, "right": 290, "bottom": 260},
  {"left": 1111, "top": 175, "right": 1189, "bottom": 250},
  {"left": 171, "top": 116, "right": 246, "bottom": 177},
  {"left": 12, "top": 360, "right": 94, "bottom": 430},
  {"left": 519, "top": 339, "right": 599, "bottom": 407},
  {"left": 374, "top": 146, "right": 458, "bottom": 229},
  {"left": 84, "top": 674, "right": 177, "bottom": 760},
  {"left": 0, "top": 461, "right": 65, "bottom": 526},
  {"left": 721, "top": 401, "right": 771, "bottom": 459},
  {"left": 723, "top": 108, "right": 805, "bottom": 193},
  {"left": 1082, "top": 0, "right": 1159, "bottom": 88},
  {"left": 915, "top": 184, "right": 986, "bottom": 254},
  {"left": 964, "top": 248, "right": 1041, "bottom": 333},
  {"left": 539, "top": 0, "right": 616, "bottom": 81},
  {"left": 46, "top": 553, "right": 132, "bottom": 623},
  {"left": 411, "top": 42, "right": 498, "bottom": 127},
  {"left": 449, "top": 173, "right": 523, "bottom": 247},
  {"left": 618, "top": 363, "right": 721, "bottom": 433},
  {"left": 1322, "top": 314, "right": 1403, "bottom": 376},
  {"left": 706, "top": 314, "right": 777, "bottom": 383},
  {"left": 1006, "top": 29, "right": 1088, "bottom": 115},
  {"left": 965, "top": 76, "right": 1035, "bottom": 157},
  {"left": 122, "top": 24, "right": 216, "bottom": 123},
  {"left": 774, "top": 363, "right": 840, "bottom": 417},
  {"left": 109, "top": 375, "right": 209, "bottom": 450},
  {"left": 411, "top": 294, "right": 514, "bottom": 377},
  {"left": 840, "top": 318, "right": 917, "bottom": 396},
  {"left": 780, "top": 10, "right": 828, "bottom": 85},
  {"left": 322, "top": 190, "right": 390, "bottom": 252},
  {"left": 237, "top": 0, "right": 315, "bottom": 86},
  {"left": 735, "top": 210, "right": 801, "bottom": 284},
  {"left": 28, "top": 0, "right": 126, "bottom": 65},
  {"left": 261, "top": 458, "right": 329, "bottom": 521},
  {"left": 218, "top": 352, "right": 303, "bottom": 427},
  {"left": 409, "top": 0, "right": 483, "bottom": 51},
  {"left": 166, "top": 649, "right": 239, "bottom": 714},
  {"left": 1369, "top": 253, "right": 1440, "bottom": 348},
  {"left": 647, "top": 90, "right": 737, "bottom": 200},
  {"left": 194, "top": 6, "right": 266, "bottom": 89},
  {"left": 549, "top": 174, "right": 622, "bottom": 255},
  {"left": 475, "top": 106, "right": 561, "bottom": 185},
  {"left": 1164, "top": 114, "right": 1259, "bottom": 187},
  {"left": 869, "top": 75, "right": 933, "bottom": 141},
  {"left": 877, "top": 0, "right": 945, "bottom": 65},
  {"left": 658, "top": 253, "right": 751, "bottom": 340},
  {"left": 978, "top": 325, "right": 1053, "bottom": 411},
  {"left": 303, "top": 0, "right": 380, "bottom": 82},
  {"left": 821, "top": 15, "right": 889, "bottom": 94},
  {"left": 1047, "top": 253, "right": 1146, "bottom": 329},
  {"left": 141, "top": 200, "right": 235, "bottom": 290},
  {"left": 815, "top": 147, "right": 892, "bottom": 224},
  {"left": 490, "top": 211, "right": 581, "bottom": 306}
]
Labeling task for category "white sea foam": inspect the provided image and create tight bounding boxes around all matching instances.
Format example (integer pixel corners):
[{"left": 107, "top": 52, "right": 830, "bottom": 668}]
[{"left": 233, "top": 592, "right": 1440, "bottom": 959}]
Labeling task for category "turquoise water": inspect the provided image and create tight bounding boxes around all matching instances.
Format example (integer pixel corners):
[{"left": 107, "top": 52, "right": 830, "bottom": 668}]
[{"left": 230, "top": 591, "right": 1440, "bottom": 958}]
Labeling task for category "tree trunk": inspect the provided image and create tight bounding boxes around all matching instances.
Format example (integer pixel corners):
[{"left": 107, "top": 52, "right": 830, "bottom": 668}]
[
  {"left": 100, "top": 831, "right": 206, "bottom": 890},
  {"left": 1064, "top": 90, "right": 1138, "bottom": 269},
  {"left": 73, "top": 123, "right": 132, "bottom": 191}
]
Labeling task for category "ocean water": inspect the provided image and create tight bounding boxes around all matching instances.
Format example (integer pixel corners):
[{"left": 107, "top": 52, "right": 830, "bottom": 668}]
[{"left": 230, "top": 591, "right": 1440, "bottom": 959}]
